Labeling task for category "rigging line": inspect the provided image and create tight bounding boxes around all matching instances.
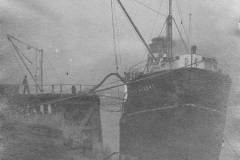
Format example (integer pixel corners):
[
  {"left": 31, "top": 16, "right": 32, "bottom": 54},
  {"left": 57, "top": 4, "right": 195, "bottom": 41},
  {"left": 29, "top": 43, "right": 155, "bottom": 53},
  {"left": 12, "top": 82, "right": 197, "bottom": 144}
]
[
  {"left": 129, "top": 59, "right": 147, "bottom": 70},
  {"left": 7, "top": 36, "right": 41, "bottom": 90},
  {"left": 15, "top": 45, "right": 33, "bottom": 64},
  {"left": 116, "top": 0, "right": 157, "bottom": 61},
  {"left": 149, "top": 0, "right": 164, "bottom": 39},
  {"left": 111, "top": 0, "right": 119, "bottom": 73},
  {"left": 173, "top": 18, "right": 190, "bottom": 54},
  {"left": 175, "top": 0, "right": 190, "bottom": 45},
  {"left": 7, "top": 35, "right": 33, "bottom": 64},
  {"left": 7, "top": 35, "right": 43, "bottom": 67},
  {"left": 9, "top": 46, "right": 26, "bottom": 74},
  {"left": 8, "top": 34, "right": 39, "bottom": 50},
  {"left": 158, "top": 19, "right": 167, "bottom": 37},
  {"left": 129, "top": 0, "right": 166, "bottom": 17},
  {"left": 100, "top": 80, "right": 122, "bottom": 88}
]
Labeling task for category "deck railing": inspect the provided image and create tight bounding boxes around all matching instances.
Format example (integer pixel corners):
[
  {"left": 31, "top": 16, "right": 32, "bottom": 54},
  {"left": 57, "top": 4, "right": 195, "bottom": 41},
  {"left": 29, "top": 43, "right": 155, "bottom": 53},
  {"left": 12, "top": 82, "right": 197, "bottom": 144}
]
[{"left": 19, "top": 84, "right": 96, "bottom": 95}]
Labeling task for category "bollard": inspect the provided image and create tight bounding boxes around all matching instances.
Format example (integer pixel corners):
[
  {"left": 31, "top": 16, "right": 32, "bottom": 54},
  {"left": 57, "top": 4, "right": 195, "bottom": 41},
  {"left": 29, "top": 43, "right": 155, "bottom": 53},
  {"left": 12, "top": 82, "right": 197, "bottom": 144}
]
[
  {"left": 33, "top": 108, "right": 37, "bottom": 114},
  {"left": 40, "top": 105, "right": 44, "bottom": 114},
  {"left": 79, "top": 85, "right": 82, "bottom": 92},
  {"left": 51, "top": 85, "right": 55, "bottom": 93},
  {"left": 47, "top": 104, "right": 52, "bottom": 114},
  {"left": 60, "top": 84, "right": 63, "bottom": 94}
]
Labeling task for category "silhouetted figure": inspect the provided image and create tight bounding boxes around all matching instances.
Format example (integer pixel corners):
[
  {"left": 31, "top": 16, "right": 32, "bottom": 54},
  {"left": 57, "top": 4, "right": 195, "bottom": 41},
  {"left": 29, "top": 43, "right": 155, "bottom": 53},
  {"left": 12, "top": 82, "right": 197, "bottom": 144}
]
[
  {"left": 71, "top": 85, "right": 76, "bottom": 95},
  {"left": 22, "top": 75, "right": 30, "bottom": 94}
]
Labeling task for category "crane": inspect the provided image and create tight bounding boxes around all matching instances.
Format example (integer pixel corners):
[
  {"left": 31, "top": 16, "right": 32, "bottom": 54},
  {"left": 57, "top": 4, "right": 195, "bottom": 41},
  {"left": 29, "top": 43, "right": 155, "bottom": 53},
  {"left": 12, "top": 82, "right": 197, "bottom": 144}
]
[{"left": 7, "top": 34, "right": 44, "bottom": 92}]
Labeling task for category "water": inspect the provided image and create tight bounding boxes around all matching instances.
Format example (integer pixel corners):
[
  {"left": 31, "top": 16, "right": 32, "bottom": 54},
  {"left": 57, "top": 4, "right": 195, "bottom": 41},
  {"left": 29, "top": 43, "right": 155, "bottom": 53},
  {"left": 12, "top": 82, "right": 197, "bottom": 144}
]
[{"left": 101, "top": 104, "right": 121, "bottom": 152}]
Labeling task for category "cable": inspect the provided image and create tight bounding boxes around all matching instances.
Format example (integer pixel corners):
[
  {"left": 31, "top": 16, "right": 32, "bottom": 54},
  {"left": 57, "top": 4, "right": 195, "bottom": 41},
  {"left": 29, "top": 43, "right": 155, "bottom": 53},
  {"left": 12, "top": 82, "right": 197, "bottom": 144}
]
[
  {"left": 100, "top": 79, "right": 122, "bottom": 88},
  {"left": 173, "top": 18, "right": 190, "bottom": 54},
  {"left": 175, "top": 0, "right": 190, "bottom": 44},
  {"left": 149, "top": 0, "right": 165, "bottom": 39},
  {"left": 8, "top": 45, "right": 26, "bottom": 75},
  {"left": 158, "top": 19, "right": 167, "bottom": 37},
  {"left": 130, "top": 0, "right": 166, "bottom": 17},
  {"left": 116, "top": 0, "right": 156, "bottom": 61}
]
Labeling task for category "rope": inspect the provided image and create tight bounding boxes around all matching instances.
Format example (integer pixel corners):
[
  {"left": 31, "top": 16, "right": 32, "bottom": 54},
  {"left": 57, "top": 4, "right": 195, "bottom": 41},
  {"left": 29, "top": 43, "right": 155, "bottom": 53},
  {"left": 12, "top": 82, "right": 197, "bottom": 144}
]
[
  {"left": 101, "top": 79, "right": 122, "bottom": 87},
  {"left": 173, "top": 18, "right": 190, "bottom": 54},
  {"left": 7, "top": 34, "right": 39, "bottom": 50},
  {"left": 116, "top": 0, "right": 157, "bottom": 61},
  {"left": 130, "top": 0, "right": 166, "bottom": 17},
  {"left": 129, "top": 59, "right": 147, "bottom": 70},
  {"left": 158, "top": 19, "right": 167, "bottom": 37},
  {"left": 149, "top": 0, "right": 164, "bottom": 39},
  {"left": 10, "top": 48, "right": 26, "bottom": 76},
  {"left": 175, "top": 0, "right": 190, "bottom": 44}
]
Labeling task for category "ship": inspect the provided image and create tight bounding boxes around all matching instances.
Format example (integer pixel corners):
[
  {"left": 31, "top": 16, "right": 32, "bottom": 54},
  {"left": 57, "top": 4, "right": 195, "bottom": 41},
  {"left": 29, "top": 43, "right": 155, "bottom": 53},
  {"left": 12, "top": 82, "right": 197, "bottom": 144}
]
[{"left": 112, "top": 0, "right": 233, "bottom": 160}]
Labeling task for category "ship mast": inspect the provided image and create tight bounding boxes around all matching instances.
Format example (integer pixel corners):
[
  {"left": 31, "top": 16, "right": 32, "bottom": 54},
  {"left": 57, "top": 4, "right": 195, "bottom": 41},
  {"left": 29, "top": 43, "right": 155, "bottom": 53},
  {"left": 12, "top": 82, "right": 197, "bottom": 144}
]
[{"left": 166, "top": 0, "right": 173, "bottom": 61}]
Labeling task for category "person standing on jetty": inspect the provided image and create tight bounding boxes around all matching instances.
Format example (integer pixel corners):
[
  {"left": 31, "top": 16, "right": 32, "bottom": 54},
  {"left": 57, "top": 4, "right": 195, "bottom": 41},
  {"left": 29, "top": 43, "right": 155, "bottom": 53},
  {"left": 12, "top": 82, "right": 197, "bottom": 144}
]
[{"left": 22, "top": 75, "right": 30, "bottom": 94}]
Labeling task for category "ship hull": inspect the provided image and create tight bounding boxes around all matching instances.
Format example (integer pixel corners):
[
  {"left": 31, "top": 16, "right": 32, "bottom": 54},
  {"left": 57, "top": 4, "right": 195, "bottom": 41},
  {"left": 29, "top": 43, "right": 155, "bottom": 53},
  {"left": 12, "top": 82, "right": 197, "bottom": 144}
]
[{"left": 120, "top": 68, "right": 231, "bottom": 160}]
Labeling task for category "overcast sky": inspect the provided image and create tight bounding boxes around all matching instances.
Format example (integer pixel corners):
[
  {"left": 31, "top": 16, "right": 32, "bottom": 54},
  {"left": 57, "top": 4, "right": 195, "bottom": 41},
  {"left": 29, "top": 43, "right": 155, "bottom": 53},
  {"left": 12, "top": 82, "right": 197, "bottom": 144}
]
[
  {"left": 0, "top": 0, "right": 240, "bottom": 85},
  {"left": 1, "top": 0, "right": 240, "bottom": 158}
]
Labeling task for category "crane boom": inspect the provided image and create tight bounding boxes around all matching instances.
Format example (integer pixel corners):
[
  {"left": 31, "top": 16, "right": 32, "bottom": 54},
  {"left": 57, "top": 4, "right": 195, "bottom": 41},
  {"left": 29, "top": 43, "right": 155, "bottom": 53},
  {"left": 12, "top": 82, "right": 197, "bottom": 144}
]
[
  {"left": 116, "top": 0, "right": 157, "bottom": 61},
  {"left": 7, "top": 34, "right": 42, "bottom": 92}
]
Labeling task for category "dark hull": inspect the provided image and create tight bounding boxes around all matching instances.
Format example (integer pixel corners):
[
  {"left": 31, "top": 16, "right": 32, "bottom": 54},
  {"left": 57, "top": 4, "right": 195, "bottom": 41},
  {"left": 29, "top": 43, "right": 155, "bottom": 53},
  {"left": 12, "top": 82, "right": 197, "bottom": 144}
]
[{"left": 120, "top": 68, "right": 231, "bottom": 160}]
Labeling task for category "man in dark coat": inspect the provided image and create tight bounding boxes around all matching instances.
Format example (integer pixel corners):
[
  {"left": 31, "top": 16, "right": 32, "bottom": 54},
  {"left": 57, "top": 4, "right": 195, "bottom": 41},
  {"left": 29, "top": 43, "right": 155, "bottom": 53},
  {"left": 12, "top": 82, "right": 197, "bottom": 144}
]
[{"left": 22, "top": 75, "right": 30, "bottom": 94}]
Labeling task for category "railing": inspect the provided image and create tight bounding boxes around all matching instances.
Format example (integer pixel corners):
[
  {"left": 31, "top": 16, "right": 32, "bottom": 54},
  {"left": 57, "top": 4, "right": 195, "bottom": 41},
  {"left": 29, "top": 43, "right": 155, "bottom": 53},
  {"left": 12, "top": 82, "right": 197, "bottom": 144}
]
[{"left": 19, "top": 84, "right": 96, "bottom": 95}]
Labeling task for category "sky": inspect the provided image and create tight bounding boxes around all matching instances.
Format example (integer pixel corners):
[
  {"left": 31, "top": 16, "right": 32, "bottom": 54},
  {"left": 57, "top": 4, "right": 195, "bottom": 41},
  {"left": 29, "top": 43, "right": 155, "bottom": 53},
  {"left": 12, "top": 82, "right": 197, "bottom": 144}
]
[
  {"left": 1, "top": 0, "right": 240, "bottom": 159},
  {"left": 0, "top": 0, "right": 240, "bottom": 86}
]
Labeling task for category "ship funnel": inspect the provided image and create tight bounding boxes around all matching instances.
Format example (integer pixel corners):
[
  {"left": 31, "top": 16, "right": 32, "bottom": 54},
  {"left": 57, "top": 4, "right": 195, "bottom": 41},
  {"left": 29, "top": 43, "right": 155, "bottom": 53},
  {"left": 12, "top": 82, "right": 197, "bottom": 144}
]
[
  {"left": 149, "top": 37, "right": 167, "bottom": 54},
  {"left": 191, "top": 45, "right": 197, "bottom": 54}
]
